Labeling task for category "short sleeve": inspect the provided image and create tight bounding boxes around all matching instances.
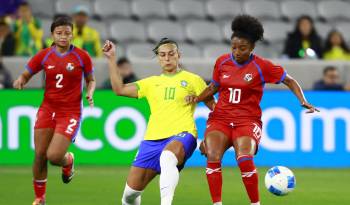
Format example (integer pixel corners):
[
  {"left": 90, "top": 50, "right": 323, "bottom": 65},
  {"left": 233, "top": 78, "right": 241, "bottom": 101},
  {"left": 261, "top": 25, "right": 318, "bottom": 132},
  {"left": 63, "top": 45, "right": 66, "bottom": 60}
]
[
  {"left": 81, "top": 51, "right": 94, "bottom": 77},
  {"left": 193, "top": 75, "right": 207, "bottom": 96},
  {"left": 135, "top": 77, "right": 152, "bottom": 99},
  {"left": 25, "top": 50, "right": 46, "bottom": 74},
  {"left": 211, "top": 57, "right": 221, "bottom": 87},
  {"left": 262, "top": 59, "right": 287, "bottom": 84}
]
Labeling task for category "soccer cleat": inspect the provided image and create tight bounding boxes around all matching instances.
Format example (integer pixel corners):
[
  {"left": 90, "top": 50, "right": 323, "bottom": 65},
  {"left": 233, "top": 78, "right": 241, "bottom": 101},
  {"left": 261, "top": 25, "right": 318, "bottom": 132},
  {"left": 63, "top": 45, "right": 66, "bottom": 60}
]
[
  {"left": 32, "top": 197, "right": 45, "bottom": 205},
  {"left": 62, "top": 152, "right": 75, "bottom": 184}
]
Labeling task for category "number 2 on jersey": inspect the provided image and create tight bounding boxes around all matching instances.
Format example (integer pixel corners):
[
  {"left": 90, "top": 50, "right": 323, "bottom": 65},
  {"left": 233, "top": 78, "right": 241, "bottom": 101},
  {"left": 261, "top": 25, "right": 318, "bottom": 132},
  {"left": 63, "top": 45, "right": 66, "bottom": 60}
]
[
  {"left": 56, "top": 74, "right": 63, "bottom": 88},
  {"left": 228, "top": 88, "right": 241, "bottom": 104}
]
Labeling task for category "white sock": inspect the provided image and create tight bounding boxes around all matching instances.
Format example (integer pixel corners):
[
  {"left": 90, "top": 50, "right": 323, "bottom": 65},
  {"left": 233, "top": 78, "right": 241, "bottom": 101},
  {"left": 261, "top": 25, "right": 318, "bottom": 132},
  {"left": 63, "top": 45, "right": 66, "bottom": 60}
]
[
  {"left": 251, "top": 202, "right": 260, "bottom": 205},
  {"left": 159, "top": 150, "right": 179, "bottom": 205},
  {"left": 121, "top": 183, "right": 142, "bottom": 205},
  {"left": 213, "top": 202, "right": 223, "bottom": 205}
]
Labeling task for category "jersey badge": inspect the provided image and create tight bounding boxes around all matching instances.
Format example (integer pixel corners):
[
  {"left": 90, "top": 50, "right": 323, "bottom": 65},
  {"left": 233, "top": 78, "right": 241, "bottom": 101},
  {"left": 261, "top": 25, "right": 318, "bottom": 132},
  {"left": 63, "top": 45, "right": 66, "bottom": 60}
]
[
  {"left": 180, "top": 80, "right": 188, "bottom": 87},
  {"left": 244, "top": 73, "right": 253, "bottom": 82},
  {"left": 66, "top": 63, "right": 75, "bottom": 71}
]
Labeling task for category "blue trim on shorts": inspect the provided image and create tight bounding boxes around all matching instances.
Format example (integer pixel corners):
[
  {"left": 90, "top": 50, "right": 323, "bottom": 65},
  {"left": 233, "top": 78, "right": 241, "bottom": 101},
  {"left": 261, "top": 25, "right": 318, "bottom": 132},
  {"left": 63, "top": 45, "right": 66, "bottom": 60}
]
[{"left": 132, "top": 132, "right": 197, "bottom": 173}]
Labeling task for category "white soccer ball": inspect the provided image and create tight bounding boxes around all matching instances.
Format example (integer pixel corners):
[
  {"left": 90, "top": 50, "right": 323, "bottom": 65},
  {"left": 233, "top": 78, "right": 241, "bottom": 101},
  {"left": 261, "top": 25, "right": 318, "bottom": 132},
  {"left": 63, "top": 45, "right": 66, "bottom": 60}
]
[{"left": 265, "top": 166, "right": 296, "bottom": 196}]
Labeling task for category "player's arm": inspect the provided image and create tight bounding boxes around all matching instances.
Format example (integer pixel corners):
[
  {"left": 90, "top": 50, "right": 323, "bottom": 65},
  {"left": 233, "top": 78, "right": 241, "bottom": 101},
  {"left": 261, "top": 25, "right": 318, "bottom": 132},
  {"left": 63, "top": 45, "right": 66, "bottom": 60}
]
[
  {"left": 102, "top": 40, "right": 138, "bottom": 98},
  {"left": 85, "top": 74, "right": 96, "bottom": 107},
  {"left": 13, "top": 69, "right": 33, "bottom": 89},
  {"left": 282, "top": 74, "right": 319, "bottom": 113},
  {"left": 196, "top": 83, "right": 218, "bottom": 103}
]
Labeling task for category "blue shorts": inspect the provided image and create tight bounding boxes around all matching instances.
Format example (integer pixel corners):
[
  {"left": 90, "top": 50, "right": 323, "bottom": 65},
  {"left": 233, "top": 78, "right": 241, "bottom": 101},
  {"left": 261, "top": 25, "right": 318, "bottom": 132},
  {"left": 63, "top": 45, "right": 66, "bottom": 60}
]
[{"left": 132, "top": 132, "right": 197, "bottom": 173}]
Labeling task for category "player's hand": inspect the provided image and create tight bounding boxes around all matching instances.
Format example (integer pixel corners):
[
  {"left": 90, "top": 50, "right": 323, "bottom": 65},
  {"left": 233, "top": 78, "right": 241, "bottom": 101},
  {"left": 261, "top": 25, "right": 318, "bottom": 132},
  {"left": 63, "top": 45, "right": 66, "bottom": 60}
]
[
  {"left": 185, "top": 95, "right": 198, "bottom": 104},
  {"left": 301, "top": 101, "right": 320, "bottom": 113},
  {"left": 86, "top": 93, "right": 94, "bottom": 107},
  {"left": 13, "top": 76, "right": 26, "bottom": 90},
  {"left": 102, "top": 40, "right": 116, "bottom": 58},
  {"left": 199, "top": 141, "right": 207, "bottom": 157}
]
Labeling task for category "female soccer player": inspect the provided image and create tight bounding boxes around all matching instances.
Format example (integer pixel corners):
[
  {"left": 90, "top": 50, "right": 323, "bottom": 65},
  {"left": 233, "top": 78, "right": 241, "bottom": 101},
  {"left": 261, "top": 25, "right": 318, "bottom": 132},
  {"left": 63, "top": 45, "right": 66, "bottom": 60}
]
[
  {"left": 103, "top": 38, "right": 214, "bottom": 205},
  {"left": 193, "top": 15, "right": 319, "bottom": 205},
  {"left": 13, "top": 16, "right": 96, "bottom": 205}
]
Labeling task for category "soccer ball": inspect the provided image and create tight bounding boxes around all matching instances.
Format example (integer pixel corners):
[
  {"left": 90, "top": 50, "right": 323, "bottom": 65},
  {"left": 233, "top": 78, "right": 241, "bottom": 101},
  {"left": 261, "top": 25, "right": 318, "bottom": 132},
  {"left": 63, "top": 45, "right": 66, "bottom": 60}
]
[{"left": 264, "top": 166, "right": 296, "bottom": 196}]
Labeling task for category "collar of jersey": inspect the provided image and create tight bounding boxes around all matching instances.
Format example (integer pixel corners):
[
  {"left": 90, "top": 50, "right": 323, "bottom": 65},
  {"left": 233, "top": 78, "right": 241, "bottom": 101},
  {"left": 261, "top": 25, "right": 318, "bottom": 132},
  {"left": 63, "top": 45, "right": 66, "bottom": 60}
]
[
  {"left": 53, "top": 44, "right": 74, "bottom": 58},
  {"left": 230, "top": 53, "right": 254, "bottom": 68},
  {"left": 161, "top": 69, "right": 183, "bottom": 77}
]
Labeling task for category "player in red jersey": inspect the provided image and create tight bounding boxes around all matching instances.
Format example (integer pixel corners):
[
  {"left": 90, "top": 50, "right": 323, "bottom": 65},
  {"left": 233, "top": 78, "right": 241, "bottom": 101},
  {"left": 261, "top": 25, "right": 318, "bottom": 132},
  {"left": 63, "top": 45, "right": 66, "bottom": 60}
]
[
  {"left": 190, "top": 15, "right": 319, "bottom": 205},
  {"left": 13, "top": 16, "right": 96, "bottom": 205}
]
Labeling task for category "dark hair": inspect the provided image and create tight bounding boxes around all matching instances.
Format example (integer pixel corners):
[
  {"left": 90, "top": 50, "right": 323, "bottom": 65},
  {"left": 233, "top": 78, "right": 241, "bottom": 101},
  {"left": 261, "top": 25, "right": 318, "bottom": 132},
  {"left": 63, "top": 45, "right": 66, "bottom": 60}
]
[
  {"left": 19, "top": 1, "right": 30, "bottom": 7},
  {"left": 117, "top": 57, "right": 130, "bottom": 66},
  {"left": 323, "top": 66, "right": 338, "bottom": 75},
  {"left": 50, "top": 15, "right": 73, "bottom": 33},
  {"left": 292, "top": 15, "right": 319, "bottom": 38},
  {"left": 0, "top": 21, "right": 8, "bottom": 27},
  {"left": 324, "top": 30, "right": 350, "bottom": 53},
  {"left": 152, "top": 38, "right": 179, "bottom": 55},
  {"left": 231, "top": 15, "right": 264, "bottom": 44}
]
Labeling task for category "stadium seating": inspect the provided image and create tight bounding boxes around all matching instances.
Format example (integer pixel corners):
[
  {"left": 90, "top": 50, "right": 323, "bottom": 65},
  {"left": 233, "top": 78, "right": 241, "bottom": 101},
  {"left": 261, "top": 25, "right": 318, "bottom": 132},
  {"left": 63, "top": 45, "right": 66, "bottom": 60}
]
[
  {"left": 131, "top": 0, "right": 168, "bottom": 20},
  {"left": 94, "top": 0, "right": 131, "bottom": 20},
  {"left": 55, "top": 0, "right": 93, "bottom": 14},
  {"left": 280, "top": 0, "right": 318, "bottom": 21},
  {"left": 206, "top": 0, "right": 242, "bottom": 21},
  {"left": 263, "top": 21, "right": 293, "bottom": 43},
  {"left": 126, "top": 43, "right": 155, "bottom": 58},
  {"left": 178, "top": 43, "right": 202, "bottom": 58},
  {"left": 243, "top": 0, "right": 281, "bottom": 20},
  {"left": 147, "top": 20, "right": 185, "bottom": 42},
  {"left": 203, "top": 44, "right": 231, "bottom": 58},
  {"left": 335, "top": 23, "right": 350, "bottom": 43},
  {"left": 110, "top": 20, "right": 147, "bottom": 42},
  {"left": 318, "top": 0, "right": 350, "bottom": 21},
  {"left": 185, "top": 20, "right": 223, "bottom": 43},
  {"left": 30, "top": 0, "right": 55, "bottom": 18},
  {"left": 168, "top": 0, "right": 206, "bottom": 20}
]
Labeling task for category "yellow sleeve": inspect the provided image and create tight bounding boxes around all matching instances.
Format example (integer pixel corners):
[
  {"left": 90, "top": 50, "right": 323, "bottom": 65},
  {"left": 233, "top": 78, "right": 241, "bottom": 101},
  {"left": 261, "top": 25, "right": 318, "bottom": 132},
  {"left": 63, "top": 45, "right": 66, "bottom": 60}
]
[
  {"left": 135, "top": 77, "right": 153, "bottom": 99},
  {"left": 28, "top": 18, "right": 43, "bottom": 50},
  {"left": 193, "top": 75, "right": 207, "bottom": 96},
  {"left": 93, "top": 31, "right": 102, "bottom": 57}
]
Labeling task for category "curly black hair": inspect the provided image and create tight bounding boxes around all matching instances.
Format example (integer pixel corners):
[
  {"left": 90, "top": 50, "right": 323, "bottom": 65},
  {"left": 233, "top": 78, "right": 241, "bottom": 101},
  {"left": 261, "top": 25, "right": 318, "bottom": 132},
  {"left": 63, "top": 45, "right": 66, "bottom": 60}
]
[
  {"left": 152, "top": 38, "right": 179, "bottom": 55},
  {"left": 231, "top": 15, "right": 264, "bottom": 44}
]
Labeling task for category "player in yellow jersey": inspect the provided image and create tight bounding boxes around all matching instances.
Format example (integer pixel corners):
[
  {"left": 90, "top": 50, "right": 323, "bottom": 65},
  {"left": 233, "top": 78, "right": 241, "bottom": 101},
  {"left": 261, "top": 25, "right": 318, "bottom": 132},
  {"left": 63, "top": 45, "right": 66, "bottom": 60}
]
[{"left": 103, "top": 38, "right": 214, "bottom": 205}]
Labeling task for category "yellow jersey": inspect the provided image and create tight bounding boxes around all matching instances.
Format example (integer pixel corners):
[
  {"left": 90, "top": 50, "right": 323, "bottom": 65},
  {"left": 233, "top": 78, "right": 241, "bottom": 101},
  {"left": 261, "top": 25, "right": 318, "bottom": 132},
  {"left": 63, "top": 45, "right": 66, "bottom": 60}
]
[{"left": 135, "top": 70, "right": 207, "bottom": 140}]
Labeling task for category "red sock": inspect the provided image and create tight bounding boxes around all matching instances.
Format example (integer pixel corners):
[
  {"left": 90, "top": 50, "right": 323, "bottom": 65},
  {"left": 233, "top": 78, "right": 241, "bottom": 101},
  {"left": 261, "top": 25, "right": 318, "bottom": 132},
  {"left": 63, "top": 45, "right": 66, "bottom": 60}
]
[
  {"left": 206, "top": 161, "right": 222, "bottom": 203},
  {"left": 33, "top": 179, "right": 47, "bottom": 199},
  {"left": 237, "top": 155, "right": 259, "bottom": 203}
]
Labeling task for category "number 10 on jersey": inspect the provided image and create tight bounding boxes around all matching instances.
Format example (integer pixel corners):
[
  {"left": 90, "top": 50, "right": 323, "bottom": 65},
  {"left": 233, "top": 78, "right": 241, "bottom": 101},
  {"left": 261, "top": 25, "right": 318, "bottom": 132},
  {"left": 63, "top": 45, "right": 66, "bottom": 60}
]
[{"left": 228, "top": 88, "right": 241, "bottom": 103}]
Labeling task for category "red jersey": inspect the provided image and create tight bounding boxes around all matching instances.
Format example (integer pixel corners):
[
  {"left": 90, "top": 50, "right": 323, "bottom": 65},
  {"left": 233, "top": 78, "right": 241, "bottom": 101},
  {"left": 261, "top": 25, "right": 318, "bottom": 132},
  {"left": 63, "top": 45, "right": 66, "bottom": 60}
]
[
  {"left": 210, "top": 53, "right": 286, "bottom": 124},
  {"left": 26, "top": 45, "right": 94, "bottom": 112}
]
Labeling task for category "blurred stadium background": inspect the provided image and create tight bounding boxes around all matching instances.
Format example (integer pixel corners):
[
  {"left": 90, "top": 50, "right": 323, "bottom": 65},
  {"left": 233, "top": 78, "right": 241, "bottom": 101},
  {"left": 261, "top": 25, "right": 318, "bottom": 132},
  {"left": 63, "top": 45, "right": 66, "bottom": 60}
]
[{"left": 1, "top": 0, "right": 350, "bottom": 204}]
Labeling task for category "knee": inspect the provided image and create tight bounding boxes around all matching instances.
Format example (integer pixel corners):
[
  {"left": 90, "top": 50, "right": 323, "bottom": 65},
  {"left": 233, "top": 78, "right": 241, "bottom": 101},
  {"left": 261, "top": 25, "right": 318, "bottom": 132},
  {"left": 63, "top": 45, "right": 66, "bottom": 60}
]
[
  {"left": 46, "top": 151, "right": 63, "bottom": 166},
  {"left": 206, "top": 149, "right": 223, "bottom": 162},
  {"left": 34, "top": 149, "right": 47, "bottom": 162},
  {"left": 236, "top": 146, "right": 255, "bottom": 156},
  {"left": 160, "top": 150, "right": 178, "bottom": 167}
]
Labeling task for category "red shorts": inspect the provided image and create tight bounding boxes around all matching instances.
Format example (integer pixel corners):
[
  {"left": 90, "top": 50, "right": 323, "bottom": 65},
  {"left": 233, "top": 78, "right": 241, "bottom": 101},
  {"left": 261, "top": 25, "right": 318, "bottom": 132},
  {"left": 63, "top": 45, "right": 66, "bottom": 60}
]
[
  {"left": 204, "top": 119, "right": 262, "bottom": 145},
  {"left": 34, "top": 104, "right": 81, "bottom": 141}
]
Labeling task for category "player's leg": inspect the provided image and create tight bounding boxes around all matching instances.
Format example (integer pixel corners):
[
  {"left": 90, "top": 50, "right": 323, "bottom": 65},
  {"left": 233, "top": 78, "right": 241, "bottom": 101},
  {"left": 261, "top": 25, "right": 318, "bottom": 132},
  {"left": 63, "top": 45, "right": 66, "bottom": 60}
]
[
  {"left": 122, "top": 166, "right": 157, "bottom": 205},
  {"left": 46, "top": 133, "right": 74, "bottom": 183},
  {"left": 158, "top": 132, "right": 197, "bottom": 205},
  {"left": 32, "top": 128, "right": 54, "bottom": 205},
  {"left": 233, "top": 123, "right": 261, "bottom": 205},
  {"left": 204, "top": 120, "right": 232, "bottom": 205},
  {"left": 205, "top": 130, "right": 231, "bottom": 205}
]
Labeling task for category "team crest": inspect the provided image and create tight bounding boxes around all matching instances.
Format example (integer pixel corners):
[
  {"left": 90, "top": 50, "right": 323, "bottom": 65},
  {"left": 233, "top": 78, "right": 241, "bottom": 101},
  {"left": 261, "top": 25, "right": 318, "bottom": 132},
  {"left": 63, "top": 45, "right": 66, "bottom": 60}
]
[
  {"left": 66, "top": 63, "right": 74, "bottom": 71},
  {"left": 244, "top": 73, "right": 253, "bottom": 82},
  {"left": 180, "top": 80, "right": 188, "bottom": 87}
]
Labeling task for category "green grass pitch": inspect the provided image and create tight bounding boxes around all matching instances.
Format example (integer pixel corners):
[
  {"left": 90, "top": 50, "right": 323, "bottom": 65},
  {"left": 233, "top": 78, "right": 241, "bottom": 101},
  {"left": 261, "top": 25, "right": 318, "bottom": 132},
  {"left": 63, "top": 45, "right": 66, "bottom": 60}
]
[{"left": 0, "top": 166, "right": 349, "bottom": 204}]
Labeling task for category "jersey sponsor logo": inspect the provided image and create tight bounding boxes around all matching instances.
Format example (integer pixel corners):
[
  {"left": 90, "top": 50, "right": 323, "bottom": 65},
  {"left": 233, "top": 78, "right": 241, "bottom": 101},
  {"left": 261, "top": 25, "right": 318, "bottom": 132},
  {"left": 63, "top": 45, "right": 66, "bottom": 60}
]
[
  {"left": 180, "top": 80, "right": 188, "bottom": 87},
  {"left": 47, "top": 65, "right": 55, "bottom": 69},
  {"left": 66, "top": 63, "right": 74, "bottom": 71},
  {"left": 244, "top": 73, "right": 253, "bottom": 82},
  {"left": 223, "top": 74, "right": 230, "bottom": 79}
]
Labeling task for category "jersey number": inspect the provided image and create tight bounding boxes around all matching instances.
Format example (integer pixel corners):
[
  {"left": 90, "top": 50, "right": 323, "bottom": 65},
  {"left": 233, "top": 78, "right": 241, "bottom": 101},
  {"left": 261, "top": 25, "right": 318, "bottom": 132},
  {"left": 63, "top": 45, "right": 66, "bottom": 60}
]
[
  {"left": 56, "top": 74, "right": 63, "bottom": 88},
  {"left": 165, "top": 87, "right": 176, "bottom": 100},
  {"left": 228, "top": 88, "right": 241, "bottom": 104},
  {"left": 65, "top": 118, "right": 77, "bottom": 134}
]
